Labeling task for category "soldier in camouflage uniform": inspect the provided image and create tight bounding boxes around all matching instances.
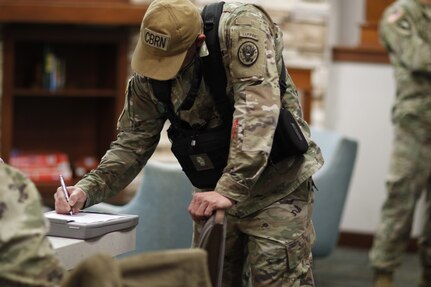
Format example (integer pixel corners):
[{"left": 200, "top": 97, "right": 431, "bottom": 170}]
[
  {"left": 54, "top": 0, "right": 324, "bottom": 286},
  {"left": 369, "top": 1, "right": 431, "bottom": 287},
  {"left": 0, "top": 162, "right": 65, "bottom": 286}
]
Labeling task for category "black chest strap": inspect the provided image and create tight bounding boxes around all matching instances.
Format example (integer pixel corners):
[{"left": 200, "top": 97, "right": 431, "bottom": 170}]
[{"left": 201, "top": 1, "right": 232, "bottom": 124}]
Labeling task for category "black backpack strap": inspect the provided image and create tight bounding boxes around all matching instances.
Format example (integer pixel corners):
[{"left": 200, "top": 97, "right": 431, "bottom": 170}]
[
  {"left": 150, "top": 53, "right": 203, "bottom": 124},
  {"left": 279, "top": 58, "right": 287, "bottom": 96},
  {"left": 177, "top": 55, "right": 203, "bottom": 111},
  {"left": 149, "top": 79, "right": 180, "bottom": 126},
  {"left": 202, "top": 2, "right": 288, "bottom": 111},
  {"left": 201, "top": 1, "right": 233, "bottom": 125}
]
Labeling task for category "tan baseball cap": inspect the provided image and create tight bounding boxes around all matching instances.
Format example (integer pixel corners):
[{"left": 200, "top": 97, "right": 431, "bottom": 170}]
[{"left": 131, "top": 0, "right": 201, "bottom": 80}]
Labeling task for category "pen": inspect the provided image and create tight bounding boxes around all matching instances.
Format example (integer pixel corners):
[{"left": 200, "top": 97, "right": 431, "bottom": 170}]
[{"left": 59, "top": 175, "right": 73, "bottom": 216}]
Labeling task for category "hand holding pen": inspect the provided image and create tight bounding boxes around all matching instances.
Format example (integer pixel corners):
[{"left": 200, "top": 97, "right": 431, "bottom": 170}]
[
  {"left": 54, "top": 176, "right": 88, "bottom": 215},
  {"left": 59, "top": 175, "right": 73, "bottom": 215}
]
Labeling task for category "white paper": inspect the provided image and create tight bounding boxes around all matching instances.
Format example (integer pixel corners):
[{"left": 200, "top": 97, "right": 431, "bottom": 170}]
[{"left": 45, "top": 211, "right": 126, "bottom": 224}]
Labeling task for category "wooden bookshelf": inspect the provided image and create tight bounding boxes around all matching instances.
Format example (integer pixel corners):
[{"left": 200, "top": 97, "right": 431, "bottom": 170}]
[{"left": 0, "top": 1, "right": 149, "bottom": 206}]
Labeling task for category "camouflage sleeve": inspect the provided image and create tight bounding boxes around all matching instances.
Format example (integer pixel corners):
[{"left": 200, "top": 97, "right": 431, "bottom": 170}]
[
  {"left": 215, "top": 9, "right": 282, "bottom": 202},
  {"left": 380, "top": 3, "right": 431, "bottom": 72},
  {"left": 77, "top": 75, "right": 166, "bottom": 207},
  {"left": 0, "top": 164, "right": 64, "bottom": 286}
]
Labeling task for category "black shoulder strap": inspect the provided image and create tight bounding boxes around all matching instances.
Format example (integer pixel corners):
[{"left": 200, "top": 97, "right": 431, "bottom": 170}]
[
  {"left": 201, "top": 1, "right": 233, "bottom": 124},
  {"left": 202, "top": 2, "right": 288, "bottom": 113},
  {"left": 149, "top": 57, "right": 201, "bottom": 129},
  {"left": 280, "top": 60, "right": 287, "bottom": 96},
  {"left": 149, "top": 79, "right": 179, "bottom": 125}
]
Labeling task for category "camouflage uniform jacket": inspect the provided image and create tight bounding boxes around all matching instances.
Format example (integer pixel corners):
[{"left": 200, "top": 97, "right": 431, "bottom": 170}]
[
  {"left": 0, "top": 164, "right": 64, "bottom": 286},
  {"left": 380, "top": 0, "right": 431, "bottom": 123},
  {"left": 77, "top": 2, "right": 324, "bottom": 217}
]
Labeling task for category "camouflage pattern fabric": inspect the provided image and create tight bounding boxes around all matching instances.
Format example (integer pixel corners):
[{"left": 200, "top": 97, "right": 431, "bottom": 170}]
[
  {"left": 369, "top": 0, "right": 431, "bottom": 273},
  {"left": 193, "top": 178, "right": 315, "bottom": 287},
  {"left": 75, "top": 2, "right": 323, "bottom": 286},
  {"left": 0, "top": 164, "right": 65, "bottom": 286},
  {"left": 77, "top": 0, "right": 323, "bottom": 220}
]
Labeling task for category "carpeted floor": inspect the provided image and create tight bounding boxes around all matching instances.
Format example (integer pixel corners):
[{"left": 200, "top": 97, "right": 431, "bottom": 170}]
[{"left": 313, "top": 246, "right": 420, "bottom": 287}]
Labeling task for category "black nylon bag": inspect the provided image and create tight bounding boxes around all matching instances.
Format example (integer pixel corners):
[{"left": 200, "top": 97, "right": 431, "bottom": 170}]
[
  {"left": 168, "top": 125, "right": 231, "bottom": 189},
  {"left": 270, "top": 108, "right": 309, "bottom": 162}
]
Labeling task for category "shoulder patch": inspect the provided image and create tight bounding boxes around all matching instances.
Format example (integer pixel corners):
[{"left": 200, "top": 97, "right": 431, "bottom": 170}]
[
  {"left": 387, "top": 8, "right": 405, "bottom": 23},
  {"left": 397, "top": 18, "right": 411, "bottom": 30},
  {"left": 238, "top": 41, "right": 259, "bottom": 66},
  {"left": 239, "top": 31, "right": 259, "bottom": 41}
]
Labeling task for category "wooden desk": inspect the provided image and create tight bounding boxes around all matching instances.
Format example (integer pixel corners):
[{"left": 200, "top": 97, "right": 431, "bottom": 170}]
[
  {"left": 48, "top": 227, "right": 136, "bottom": 270},
  {"left": 288, "top": 67, "right": 313, "bottom": 124}
]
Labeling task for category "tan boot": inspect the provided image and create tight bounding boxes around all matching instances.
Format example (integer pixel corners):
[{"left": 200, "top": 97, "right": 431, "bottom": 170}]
[{"left": 373, "top": 270, "right": 393, "bottom": 287}]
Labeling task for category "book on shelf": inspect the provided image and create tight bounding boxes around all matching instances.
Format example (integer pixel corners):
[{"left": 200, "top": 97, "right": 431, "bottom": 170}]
[{"left": 43, "top": 46, "right": 66, "bottom": 91}]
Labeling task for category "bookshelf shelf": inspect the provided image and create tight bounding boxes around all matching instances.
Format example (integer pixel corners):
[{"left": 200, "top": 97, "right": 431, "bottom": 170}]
[
  {"left": 0, "top": 1, "right": 147, "bottom": 26},
  {"left": 13, "top": 88, "right": 118, "bottom": 98},
  {"left": 1, "top": 23, "right": 130, "bottom": 206}
]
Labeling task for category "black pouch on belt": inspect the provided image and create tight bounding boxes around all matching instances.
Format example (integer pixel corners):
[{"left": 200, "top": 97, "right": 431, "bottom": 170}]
[{"left": 168, "top": 125, "right": 231, "bottom": 189}]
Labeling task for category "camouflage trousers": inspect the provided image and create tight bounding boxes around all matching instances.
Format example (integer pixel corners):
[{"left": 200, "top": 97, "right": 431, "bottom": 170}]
[
  {"left": 370, "top": 119, "right": 431, "bottom": 271},
  {"left": 193, "top": 179, "right": 315, "bottom": 287}
]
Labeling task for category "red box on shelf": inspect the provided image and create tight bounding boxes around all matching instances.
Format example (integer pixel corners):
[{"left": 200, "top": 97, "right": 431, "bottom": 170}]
[{"left": 10, "top": 151, "right": 72, "bottom": 183}]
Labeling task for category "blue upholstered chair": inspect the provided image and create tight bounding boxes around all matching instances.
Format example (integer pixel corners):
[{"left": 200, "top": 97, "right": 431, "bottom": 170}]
[
  {"left": 310, "top": 127, "right": 358, "bottom": 258},
  {"left": 85, "top": 159, "right": 194, "bottom": 256}
]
